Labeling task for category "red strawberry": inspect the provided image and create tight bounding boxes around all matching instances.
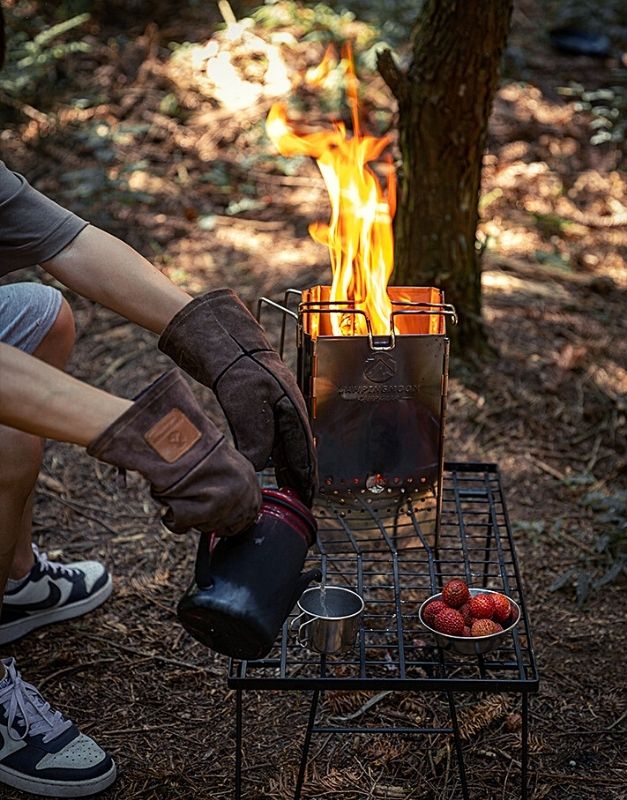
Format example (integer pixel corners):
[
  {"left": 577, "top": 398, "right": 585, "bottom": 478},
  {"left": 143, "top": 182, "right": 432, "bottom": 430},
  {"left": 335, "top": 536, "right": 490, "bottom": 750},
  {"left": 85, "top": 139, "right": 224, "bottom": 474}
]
[
  {"left": 433, "top": 608, "right": 465, "bottom": 636},
  {"left": 423, "top": 599, "right": 447, "bottom": 627},
  {"left": 471, "top": 618, "right": 503, "bottom": 637},
  {"left": 459, "top": 602, "right": 473, "bottom": 625},
  {"left": 491, "top": 593, "right": 512, "bottom": 624},
  {"left": 468, "top": 593, "right": 495, "bottom": 619},
  {"left": 441, "top": 579, "right": 470, "bottom": 609}
]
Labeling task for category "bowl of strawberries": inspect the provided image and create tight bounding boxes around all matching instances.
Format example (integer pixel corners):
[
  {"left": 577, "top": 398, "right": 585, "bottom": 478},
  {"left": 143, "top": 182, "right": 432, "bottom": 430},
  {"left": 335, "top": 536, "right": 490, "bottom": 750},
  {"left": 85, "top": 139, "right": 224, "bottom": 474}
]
[{"left": 418, "top": 578, "right": 521, "bottom": 656}]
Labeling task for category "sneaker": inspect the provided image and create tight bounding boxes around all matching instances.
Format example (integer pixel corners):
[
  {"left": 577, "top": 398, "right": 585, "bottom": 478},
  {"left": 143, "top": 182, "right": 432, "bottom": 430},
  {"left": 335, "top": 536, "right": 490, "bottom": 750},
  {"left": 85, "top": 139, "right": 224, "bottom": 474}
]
[
  {"left": 0, "top": 546, "right": 113, "bottom": 645},
  {"left": 0, "top": 658, "right": 116, "bottom": 797}
]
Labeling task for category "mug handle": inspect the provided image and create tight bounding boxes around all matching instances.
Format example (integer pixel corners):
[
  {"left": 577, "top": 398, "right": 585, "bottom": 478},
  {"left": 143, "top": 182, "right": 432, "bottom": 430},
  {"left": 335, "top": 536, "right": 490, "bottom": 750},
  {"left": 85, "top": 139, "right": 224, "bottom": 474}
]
[
  {"left": 291, "top": 613, "right": 317, "bottom": 647},
  {"left": 290, "top": 611, "right": 305, "bottom": 632}
]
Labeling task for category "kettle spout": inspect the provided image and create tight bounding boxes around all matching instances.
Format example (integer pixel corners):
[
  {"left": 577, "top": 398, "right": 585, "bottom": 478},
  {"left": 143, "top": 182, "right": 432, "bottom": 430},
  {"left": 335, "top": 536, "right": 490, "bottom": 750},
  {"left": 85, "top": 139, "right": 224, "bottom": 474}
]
[{"left": 290, "top": 567, "right": 322, "bottom": 609}]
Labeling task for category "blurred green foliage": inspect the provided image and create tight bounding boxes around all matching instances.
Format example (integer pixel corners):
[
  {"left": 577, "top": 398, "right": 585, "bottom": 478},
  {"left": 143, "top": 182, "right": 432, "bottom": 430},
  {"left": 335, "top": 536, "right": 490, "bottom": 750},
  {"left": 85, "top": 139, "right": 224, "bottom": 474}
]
[
  {"left": 558, "top": 83, "right": 626, "bottom": 145},
  {"left": 252, "top": 0, "right": 402, "bottom": 74},
  {"left": 0, "top": 7, "right": 90, "bottom": 105},
  {"left": 253, "top": 1, "right": 376, "bottom": 47},
  {"left": 255, "top": 0, "right": 420, "bottom": 47}
]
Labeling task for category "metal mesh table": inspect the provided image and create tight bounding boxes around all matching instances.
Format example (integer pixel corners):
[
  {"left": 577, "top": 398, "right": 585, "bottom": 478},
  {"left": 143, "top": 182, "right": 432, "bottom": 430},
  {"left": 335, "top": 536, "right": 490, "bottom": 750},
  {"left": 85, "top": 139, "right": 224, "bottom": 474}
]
[{"left": 228, "top": 462, "right": 539, "bottom": 799}]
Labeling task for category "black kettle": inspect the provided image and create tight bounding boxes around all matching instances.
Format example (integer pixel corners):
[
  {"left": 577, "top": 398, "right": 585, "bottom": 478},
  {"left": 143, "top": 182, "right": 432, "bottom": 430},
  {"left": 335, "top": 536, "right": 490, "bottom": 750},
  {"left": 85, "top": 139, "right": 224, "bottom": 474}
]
[{"left": 177, "top": 488, "right": 320, "bottom": 660}]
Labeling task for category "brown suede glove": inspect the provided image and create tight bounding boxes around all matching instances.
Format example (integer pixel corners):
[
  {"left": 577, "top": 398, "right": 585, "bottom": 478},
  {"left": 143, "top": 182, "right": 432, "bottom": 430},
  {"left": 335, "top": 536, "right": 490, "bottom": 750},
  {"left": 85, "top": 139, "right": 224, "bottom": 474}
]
[
  {"left": 158, "top": 289, "right": 317, "bottom": 505},
  {"left": 87, "top": 369, "right": 261, "bottom": 536}
]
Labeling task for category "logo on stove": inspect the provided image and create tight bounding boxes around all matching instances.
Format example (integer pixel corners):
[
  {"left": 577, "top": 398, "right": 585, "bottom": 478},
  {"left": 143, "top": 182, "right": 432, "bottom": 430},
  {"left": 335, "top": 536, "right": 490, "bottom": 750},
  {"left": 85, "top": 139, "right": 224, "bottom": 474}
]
[
  {"left": 338, "top": 384, "right": 418, "bottom": 401},
  {"left": 337, "top": 354, "right": 416, "bottom": 401},
  {"left": 363, "top": 353, "right": 397, "bottom": 383}
]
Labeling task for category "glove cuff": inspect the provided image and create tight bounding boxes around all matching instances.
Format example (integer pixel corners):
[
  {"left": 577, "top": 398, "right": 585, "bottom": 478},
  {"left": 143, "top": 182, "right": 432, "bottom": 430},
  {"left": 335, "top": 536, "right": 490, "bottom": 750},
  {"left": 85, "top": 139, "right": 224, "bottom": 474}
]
[
  {"left": 159, "top": 289, "right": 236, "bottom": 353},
  {"left": 87, "top": 369, "right": 222, "bottom": 489},
  {"left": 158, "top": 289, "right": 273, "bottom": 386}
]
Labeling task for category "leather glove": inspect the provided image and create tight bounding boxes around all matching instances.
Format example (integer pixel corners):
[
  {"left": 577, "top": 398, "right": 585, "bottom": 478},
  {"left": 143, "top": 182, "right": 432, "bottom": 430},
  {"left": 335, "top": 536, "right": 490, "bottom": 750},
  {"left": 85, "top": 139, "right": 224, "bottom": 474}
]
[
  {"left": 87, "top": 369, "right": 261, "bottom": 536},
  {"left": 158, "top": 289, "right": 317, "bottom": 505}
]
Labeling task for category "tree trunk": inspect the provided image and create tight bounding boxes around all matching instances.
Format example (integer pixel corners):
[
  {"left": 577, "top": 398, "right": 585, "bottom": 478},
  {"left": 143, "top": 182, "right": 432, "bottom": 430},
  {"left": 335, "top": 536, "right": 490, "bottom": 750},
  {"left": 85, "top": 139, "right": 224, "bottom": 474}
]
[{"left": 379, "top": 0, "right": 513, "bottom": 354}]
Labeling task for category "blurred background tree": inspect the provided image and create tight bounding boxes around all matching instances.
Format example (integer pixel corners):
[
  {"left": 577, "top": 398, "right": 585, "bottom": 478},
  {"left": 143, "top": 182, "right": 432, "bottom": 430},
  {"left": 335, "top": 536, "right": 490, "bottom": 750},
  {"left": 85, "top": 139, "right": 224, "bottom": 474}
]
[{"left": 379, "top": 0, "right": 515, "bottom": 354}]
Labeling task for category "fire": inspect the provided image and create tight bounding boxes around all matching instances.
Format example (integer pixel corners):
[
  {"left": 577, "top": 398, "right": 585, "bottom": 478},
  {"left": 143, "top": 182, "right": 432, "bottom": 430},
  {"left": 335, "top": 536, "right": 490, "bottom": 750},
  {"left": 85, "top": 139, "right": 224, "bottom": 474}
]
[{"left": 266, "top": 45, "right": 396, "bottom": 336}]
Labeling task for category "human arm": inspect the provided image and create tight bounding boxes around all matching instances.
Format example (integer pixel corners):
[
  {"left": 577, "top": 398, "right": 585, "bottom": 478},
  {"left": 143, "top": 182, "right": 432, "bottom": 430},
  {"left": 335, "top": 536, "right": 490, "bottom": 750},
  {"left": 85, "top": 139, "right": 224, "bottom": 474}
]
[
  {"left": 0, "top": 344, "right": 261, "bottom": 535},
  {"left": 0, "top": 342, "right": 130, "bottom": 444},
  {"left": 0, "top": 161, "right": 190, "bottom": 335},
  {"left": 42, "top": 225, "right": 192, "bottom": 335},
  {"left": 0, "top": 160, "right": 314, "bottom": 500},
  {"left": 42, "top": 225, "right": 318, "bottom": 502}
]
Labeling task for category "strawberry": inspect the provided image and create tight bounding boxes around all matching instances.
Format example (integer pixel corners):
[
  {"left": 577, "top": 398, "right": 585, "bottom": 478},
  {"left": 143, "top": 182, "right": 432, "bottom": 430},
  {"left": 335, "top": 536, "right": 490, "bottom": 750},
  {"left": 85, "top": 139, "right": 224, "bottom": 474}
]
[
  {"left": 471, "top": 618, "right": 503, "bottom": 637},
  {"left": 468, "top": 593, "right": 495, "bottom": 619},
  {"left": 491, "top": 593, "right": 512, "bottom": 624},
  {"left": 459, "top": 602, "right": 473, "bottom": 625},
  {"left": 423, "top": 599, "right": 447, "bottom": 627},
  {"left": 441, "top": 578, "right": 470, "bottom": 609},
  {"left": 462, "top": 626, "right": 473, "bottom": 637},
  {"left": 433, "top": 607, "right": 465, "bottom": 636}
]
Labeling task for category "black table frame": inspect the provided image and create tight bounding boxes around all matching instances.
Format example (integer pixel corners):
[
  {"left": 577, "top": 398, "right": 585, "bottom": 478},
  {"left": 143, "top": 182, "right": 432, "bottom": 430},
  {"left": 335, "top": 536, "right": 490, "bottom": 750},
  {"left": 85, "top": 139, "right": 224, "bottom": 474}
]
[{"left": 227, "top": 462, "right": 539, "bottom": 799}]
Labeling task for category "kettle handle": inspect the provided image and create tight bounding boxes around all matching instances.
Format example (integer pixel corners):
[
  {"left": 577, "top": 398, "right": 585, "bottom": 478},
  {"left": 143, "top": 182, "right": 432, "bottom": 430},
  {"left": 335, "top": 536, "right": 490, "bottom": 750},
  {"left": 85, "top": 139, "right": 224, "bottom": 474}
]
[{"left": 194, "top": 530, "right": 216, "bottom": 588}]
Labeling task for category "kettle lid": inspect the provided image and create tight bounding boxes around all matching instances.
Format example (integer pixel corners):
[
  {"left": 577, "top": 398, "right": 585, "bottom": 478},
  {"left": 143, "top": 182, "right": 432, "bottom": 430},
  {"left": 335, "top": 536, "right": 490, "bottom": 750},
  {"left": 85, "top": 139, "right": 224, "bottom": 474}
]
[{"left": 261, "top": 488, "right": 317, "bottom": 547}]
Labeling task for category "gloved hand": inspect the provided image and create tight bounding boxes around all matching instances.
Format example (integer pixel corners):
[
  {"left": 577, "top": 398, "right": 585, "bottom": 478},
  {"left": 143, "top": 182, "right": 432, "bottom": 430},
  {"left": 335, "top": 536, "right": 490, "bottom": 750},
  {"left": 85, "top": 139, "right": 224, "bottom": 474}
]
[
  {"left": 87, "top": 369, "right": 261, "bottom": 536},
  {"left": 158, "top": 289, "right": 317, "bottom": 505}
]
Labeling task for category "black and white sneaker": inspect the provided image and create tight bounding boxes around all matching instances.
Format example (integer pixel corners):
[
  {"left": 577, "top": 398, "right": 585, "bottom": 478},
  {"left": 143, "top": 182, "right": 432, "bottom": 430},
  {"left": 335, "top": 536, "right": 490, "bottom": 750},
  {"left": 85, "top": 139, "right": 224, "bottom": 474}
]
[
  {"left": 0, "top": 658, "right": 116, "bottom": 797},
  {"left": 0, "top": 546, "right": 112, "bottom": 645}
]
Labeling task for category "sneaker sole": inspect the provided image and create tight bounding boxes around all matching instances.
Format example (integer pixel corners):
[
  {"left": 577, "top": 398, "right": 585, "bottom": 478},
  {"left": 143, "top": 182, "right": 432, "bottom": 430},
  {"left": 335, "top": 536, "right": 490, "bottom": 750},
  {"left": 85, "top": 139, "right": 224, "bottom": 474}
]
[
  {"left": 0, "top": 760, "right": 116, "bottom": 797},
  {"left": 0, "top": 576, "right": 113, "bottom": 645}
]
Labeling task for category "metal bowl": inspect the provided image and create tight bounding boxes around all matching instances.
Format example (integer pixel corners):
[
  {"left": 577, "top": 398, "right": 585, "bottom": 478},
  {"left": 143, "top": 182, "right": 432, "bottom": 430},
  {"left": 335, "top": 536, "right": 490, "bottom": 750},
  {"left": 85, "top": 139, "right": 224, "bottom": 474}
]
[{"left": 418, "top": 588, "right": 521, "bottom": 656}]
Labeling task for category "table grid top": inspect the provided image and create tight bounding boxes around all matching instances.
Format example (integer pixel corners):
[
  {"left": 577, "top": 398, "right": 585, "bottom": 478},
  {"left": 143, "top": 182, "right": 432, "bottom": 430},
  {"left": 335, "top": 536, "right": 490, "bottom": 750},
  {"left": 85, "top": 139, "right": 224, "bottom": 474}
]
[{"left": 228, "top": 463, "right": 539, "bottom": 693}]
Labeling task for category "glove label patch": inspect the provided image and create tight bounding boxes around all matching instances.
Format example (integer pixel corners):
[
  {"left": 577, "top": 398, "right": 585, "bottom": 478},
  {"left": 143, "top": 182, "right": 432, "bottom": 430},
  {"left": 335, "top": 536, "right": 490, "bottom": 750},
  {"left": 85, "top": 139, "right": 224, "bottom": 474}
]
[{"left": 144, "top": 409, "right": 202, "bottom": 462}]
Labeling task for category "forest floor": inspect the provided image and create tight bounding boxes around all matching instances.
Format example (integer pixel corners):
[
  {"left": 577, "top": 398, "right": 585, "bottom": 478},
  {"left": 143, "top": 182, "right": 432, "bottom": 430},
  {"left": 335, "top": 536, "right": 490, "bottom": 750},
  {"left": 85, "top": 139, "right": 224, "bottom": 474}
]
[{"left": 1, "top": 0, "right": 625, "bottom": 798}]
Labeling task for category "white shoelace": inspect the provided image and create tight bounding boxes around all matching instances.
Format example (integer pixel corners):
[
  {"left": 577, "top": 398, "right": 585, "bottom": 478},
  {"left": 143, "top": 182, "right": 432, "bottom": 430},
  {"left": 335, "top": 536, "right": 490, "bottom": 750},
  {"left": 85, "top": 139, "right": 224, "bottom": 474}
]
[
  {"left": 32, "top": 544, "right": 77, "bottom": 579},
  {"left": 0, "top": 659, "right": 72, "bottom": 744}
]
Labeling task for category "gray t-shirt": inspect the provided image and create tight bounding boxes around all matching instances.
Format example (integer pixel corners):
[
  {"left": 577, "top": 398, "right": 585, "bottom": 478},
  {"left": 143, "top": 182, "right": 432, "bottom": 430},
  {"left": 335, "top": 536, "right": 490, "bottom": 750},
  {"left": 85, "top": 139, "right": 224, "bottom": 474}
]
[{"left": 0, "top": 160, "right": 88, "bottom": 276}]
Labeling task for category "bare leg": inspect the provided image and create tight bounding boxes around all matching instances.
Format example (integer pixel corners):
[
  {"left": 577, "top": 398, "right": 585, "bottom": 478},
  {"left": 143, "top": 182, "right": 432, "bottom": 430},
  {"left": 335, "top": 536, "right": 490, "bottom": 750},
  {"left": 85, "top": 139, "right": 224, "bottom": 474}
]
[
  {"left": 0, "top": 333, "right": 118, "bottom": 792},
  {"left": 5, "top": 298, "right": 76, "bottom": 580},
  {"left": 7, "top": 225, "right": 193, "bottom": 578},
  {"left": 0, "top": 428, "right": 42, "bottom": 603},
  {"left": 0, "top": 341, "right": 131, "bottom": 608}
]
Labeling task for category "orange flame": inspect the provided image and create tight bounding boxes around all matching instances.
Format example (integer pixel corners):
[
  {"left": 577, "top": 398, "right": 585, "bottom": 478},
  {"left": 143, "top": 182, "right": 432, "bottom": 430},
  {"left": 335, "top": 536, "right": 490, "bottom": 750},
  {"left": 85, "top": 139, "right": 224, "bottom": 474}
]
[
  {"left": 266, "top": 45, "right": 395, "bottom": 336},
  {"left": 304, "top": 44, "right": 337, "bottom": 88}
]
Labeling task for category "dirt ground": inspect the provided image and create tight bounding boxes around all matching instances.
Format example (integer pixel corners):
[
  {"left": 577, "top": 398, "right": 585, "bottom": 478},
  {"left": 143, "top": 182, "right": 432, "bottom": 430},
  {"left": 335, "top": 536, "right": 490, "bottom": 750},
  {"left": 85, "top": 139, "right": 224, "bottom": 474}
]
[{"left": 1, "top": 1, "right": 625, "bottom": 798}]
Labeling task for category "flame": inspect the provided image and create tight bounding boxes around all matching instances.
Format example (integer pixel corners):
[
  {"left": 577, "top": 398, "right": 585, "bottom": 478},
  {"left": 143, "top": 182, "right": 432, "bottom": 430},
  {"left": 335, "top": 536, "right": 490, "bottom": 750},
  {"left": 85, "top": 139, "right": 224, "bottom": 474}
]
[
  {"left": 304, "top": 44, "right": 337, "bottom": 88},
  {"left": 266, "top": 45, "right": 395, "bottom": 336}
]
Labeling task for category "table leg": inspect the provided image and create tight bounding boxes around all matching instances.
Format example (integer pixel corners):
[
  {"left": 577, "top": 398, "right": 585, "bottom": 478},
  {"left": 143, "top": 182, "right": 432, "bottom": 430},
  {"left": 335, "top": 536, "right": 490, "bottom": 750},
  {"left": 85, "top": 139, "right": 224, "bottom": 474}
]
[
  {"left": 446, "top": 691, "right": 470, "bottom": 800},
  {"left": 235, "top": 689, "right": 243, "bottom": 800},
  {"left": 294, "top": 689, "right": 320, "bottom": 800},
  {"left": 522, "top": 692, "right": 529, "bottom": 800}
]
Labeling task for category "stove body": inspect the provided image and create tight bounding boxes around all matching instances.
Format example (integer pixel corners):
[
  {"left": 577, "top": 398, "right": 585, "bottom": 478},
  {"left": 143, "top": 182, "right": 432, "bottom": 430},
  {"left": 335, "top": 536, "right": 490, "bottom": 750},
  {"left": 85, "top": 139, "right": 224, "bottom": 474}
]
[{"left": 296, "top": 286, "right": 455, "bottom": 531}]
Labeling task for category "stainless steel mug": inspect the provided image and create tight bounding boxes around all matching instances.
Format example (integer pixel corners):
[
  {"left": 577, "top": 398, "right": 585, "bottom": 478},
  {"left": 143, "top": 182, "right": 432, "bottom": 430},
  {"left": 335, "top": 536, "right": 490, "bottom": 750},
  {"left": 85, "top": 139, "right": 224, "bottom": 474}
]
[{"left": 292, "top": 586, "right": 364, "bottom": 654}]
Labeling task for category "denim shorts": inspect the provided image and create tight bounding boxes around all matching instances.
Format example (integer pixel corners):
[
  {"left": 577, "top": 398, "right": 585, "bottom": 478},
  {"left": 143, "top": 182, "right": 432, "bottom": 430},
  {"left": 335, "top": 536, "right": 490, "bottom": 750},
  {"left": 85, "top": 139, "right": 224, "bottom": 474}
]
[{"left": 0, "top": 282, "right": 63, "bottom": 354}]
